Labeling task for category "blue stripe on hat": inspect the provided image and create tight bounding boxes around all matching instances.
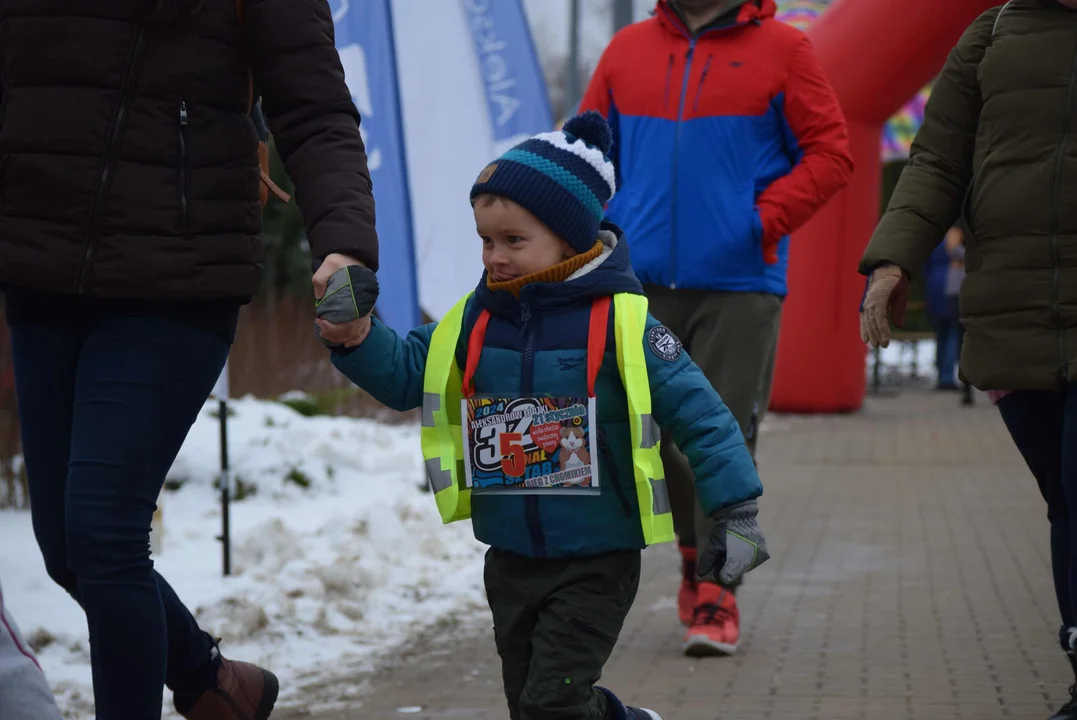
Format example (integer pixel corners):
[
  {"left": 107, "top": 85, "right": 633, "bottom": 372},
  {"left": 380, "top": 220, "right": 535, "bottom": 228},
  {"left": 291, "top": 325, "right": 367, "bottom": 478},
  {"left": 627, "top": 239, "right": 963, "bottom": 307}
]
[
  {"left": 515, "top": 138, "right": 613, "bottom": 203},
  {"left": 499, "top": 149, "right": 604, "bottom": 220}
]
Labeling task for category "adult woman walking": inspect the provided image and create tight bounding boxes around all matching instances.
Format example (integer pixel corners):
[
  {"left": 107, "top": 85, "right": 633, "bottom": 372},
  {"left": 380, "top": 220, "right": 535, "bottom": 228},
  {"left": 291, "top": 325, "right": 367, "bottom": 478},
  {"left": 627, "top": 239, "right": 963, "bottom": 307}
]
[
  {"left": 859, "top": 2, "right": 1077, "bottom": 718},
  {"left": 0, "top": 1, "right": 377, "bottom": 718}
]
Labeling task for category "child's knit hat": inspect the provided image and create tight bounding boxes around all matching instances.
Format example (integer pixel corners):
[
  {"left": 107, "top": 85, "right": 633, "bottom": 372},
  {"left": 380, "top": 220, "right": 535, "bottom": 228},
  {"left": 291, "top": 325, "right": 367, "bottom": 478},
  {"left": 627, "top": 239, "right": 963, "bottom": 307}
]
[{"left": 470, "top": 111, "right": 617, "bottom": 254}]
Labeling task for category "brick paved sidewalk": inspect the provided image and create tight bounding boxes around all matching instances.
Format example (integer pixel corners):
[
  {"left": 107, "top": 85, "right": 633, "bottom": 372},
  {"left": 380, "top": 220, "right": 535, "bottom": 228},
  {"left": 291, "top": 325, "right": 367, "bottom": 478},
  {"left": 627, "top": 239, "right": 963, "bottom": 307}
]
[{"left": 277, "top": 390, "right": 1071, "bottom": 720}]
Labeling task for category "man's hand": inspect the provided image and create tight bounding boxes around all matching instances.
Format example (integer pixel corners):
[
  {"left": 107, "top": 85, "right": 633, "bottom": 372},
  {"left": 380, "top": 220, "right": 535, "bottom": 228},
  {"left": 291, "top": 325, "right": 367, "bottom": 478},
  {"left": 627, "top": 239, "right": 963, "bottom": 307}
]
[
  {"left": 315, "top": 315, "right": 372, "bottom": 349},
  {"left": 763, "top": 238, "right": 780, "bottom": 265},
  {"left": 755, "top": 207, "right": 781, "bottom": 265},
  {"left": 859, "top": 263, "right": 909, "bottom": 349},
  {"left": 313, "top": 254, "right": 377, "bottom": 349}
]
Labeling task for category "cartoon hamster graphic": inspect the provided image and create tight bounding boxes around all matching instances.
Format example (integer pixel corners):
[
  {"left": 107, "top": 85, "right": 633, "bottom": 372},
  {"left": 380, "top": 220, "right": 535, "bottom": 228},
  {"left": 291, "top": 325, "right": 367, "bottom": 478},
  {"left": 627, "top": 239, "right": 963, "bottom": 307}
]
[{"left": 557, "top": 426, "right": 591, "bottom": 486}]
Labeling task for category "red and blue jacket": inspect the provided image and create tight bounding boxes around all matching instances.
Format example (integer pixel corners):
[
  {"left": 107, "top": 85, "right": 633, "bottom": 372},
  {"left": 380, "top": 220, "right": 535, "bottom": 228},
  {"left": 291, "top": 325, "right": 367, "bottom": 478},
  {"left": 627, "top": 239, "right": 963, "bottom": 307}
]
[{"left": 579, "top": 0, "right": 853, "bottom": 296}]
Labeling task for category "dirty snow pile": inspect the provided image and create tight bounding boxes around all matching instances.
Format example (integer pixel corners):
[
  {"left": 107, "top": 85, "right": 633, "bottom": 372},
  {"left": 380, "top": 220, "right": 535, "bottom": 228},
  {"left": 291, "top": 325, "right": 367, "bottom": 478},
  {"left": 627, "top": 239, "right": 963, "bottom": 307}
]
[{"left": 0, "top": 396, "right": 488, "bottom": 718}]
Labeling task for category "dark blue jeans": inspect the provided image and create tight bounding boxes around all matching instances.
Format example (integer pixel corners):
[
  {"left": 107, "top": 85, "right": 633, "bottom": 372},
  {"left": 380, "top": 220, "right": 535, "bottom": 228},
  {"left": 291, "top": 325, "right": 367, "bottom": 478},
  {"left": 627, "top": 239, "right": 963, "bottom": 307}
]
[
  {"left": 998, "top": 386, "right": 1077, "bottom": 651},
  {"left": 933, "top": 314, "right": 960, "bottom": 386},
  {"left": 9, "top": 316, "right": 229, "bottom": 719}
]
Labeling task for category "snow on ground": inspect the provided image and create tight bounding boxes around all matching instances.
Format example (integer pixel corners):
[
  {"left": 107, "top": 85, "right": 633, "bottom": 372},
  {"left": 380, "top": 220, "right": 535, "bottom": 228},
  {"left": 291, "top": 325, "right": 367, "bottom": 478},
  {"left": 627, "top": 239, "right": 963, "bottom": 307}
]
[{"left": 0, "top": 396, "right": 488, "bottom": 718}]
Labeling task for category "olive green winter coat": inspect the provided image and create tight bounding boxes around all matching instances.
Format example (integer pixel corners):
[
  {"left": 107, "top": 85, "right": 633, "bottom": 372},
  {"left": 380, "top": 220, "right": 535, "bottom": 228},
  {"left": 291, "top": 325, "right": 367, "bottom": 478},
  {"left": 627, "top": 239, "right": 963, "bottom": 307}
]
[{"left": 860, "top": 0, "right": 1077, "bottom": 391}]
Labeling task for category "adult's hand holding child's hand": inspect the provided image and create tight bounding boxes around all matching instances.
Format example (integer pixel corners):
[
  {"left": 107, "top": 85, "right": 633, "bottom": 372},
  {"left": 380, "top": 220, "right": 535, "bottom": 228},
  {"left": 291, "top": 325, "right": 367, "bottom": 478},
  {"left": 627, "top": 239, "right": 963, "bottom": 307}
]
[{"left": 313, "top": 254, "right": 379, "bottom": 349}]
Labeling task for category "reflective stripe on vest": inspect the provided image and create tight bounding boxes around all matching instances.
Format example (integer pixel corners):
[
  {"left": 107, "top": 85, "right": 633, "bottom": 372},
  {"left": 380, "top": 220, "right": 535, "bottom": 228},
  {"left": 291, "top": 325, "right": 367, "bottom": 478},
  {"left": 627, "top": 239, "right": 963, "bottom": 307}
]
[
  {"left": 420, "top": 293, "right": 472, "bottom": 524},
  {"left": 613, "top": 292, "right": 674, "bottom": 545},
  {"left": 419, "top": 292, "right": 675, "bottom": 546}
]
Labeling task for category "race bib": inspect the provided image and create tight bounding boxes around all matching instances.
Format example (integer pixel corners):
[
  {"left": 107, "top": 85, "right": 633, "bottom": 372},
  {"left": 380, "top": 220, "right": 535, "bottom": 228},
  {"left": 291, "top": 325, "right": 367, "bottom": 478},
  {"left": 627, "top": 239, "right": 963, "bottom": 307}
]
[{"left": 462, "top": 396, "right": 600, "bottom": 495}]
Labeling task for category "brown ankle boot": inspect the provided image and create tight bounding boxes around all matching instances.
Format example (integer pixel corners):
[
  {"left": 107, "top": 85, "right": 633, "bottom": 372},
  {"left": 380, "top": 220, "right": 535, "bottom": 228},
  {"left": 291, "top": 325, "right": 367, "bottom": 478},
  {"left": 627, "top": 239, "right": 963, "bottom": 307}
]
[{"left": 177, "top": 655, "right": 279, "bottom": 720}]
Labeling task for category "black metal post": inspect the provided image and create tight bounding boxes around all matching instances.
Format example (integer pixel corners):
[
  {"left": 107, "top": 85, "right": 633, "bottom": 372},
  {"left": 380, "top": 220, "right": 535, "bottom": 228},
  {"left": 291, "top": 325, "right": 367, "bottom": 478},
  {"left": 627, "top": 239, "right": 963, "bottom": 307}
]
[
  {"left": 612, "top": 0, "right": 634, "bottom": 33},
  {"left": 219, "top": 398, "right": 231, "bottom": 577},
  {"left": 567, "top": 0, "right": 581, "bottom": 114}
]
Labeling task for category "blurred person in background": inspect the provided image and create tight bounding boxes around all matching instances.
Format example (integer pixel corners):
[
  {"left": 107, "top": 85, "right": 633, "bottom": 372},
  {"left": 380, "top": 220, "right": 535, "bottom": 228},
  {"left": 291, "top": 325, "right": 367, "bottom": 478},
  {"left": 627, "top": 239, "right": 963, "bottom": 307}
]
[
  {"left": 0, "top": 1, "right": 377, "bottom": 718},
  {"left": 859, "top": 3, "right": 1077, "bottom": 716},
  {"left": 580, "top": 0, "right": 852, "bottom": 656},
  {"left": 943, "top": 225, "right": 974, "bottom": 405},
  {"left": 924, "top": 239, "right": 960, "bottom": 390},
  {"left": 924, "top": 226, "right": 970, "bottom": 394}
]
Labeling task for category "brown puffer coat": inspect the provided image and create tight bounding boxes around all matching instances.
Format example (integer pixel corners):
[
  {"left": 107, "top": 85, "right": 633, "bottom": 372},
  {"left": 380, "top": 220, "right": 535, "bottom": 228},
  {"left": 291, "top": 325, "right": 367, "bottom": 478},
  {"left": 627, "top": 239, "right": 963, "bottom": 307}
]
[
  {"left": 860, "top": 0, "right": 1077, "bottom": 391},
  {"left": 0, "top": 0, "right": 377, "bottom": 302}
]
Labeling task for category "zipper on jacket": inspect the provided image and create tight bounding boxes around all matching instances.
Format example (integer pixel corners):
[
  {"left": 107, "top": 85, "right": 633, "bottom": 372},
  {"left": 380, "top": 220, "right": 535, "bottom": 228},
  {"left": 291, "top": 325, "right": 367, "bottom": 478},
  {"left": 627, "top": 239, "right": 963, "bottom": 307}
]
[
  {"left": 518, "top": 303, "right": 531, "bottom": 338},
  {"left": 1049, "top": 45, "right": 1077, "bottom": 382},
  {"left": 518, "top": 302, "right": 546, "bottom": 557},
  {"left": 691, "top": 54, "right": 714, "bottom": 113},
  {"left": 663, "top": 54, "right": 675, "bottom": 113},
  {"left": 77, "top": 28, "right": 147, "bottom": 294},
  {"left": 598, "top": 429, "right": 631, "bottom": 517},
  {"left": 178, "top": 101, "right": 190, "bottom": 232},
  {"left": 658, "top": 5, "right": 758, "bottom": 290},
  {"left": 668, "top": 41, "right": 696, "bottom": 290},
  {"left": 520, "top": 302, "right": 535, "bottom": 389}
]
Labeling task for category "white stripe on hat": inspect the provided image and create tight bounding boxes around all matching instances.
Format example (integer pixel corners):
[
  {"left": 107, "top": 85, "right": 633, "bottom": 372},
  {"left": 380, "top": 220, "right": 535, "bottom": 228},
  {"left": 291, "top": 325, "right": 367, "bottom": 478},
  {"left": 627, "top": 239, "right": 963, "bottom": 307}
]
[{"left": 532, "top": 130, "right": 617, "bottom": 198}]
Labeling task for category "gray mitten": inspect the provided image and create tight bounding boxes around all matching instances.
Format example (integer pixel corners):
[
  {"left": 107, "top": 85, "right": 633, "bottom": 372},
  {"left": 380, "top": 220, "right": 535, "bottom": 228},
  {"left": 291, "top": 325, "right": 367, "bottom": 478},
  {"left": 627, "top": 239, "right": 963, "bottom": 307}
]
[
  {"left": 697, "top": 499, "right": 770, "bottom": 586},
  {"left": 314, "top": 265, "right": 379, "bottom": 347}
]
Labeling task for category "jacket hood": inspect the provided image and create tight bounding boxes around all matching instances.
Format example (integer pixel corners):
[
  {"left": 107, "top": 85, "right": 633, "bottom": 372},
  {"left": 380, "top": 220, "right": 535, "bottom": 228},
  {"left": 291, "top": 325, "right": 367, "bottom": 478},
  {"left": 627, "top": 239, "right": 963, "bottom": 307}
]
[
  {"left": 656, "top": 0, "right": 776, "bottom": 37},
  {"left": 475, "top": 221, "right": 644, "bottom": 318}
]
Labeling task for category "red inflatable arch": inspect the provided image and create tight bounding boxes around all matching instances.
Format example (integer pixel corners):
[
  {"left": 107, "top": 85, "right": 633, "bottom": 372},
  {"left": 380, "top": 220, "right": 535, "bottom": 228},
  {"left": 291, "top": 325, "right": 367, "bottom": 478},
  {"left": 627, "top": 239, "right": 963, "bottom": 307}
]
[{"left": 769, "top": 0, "right": 998, "bottom": 413}]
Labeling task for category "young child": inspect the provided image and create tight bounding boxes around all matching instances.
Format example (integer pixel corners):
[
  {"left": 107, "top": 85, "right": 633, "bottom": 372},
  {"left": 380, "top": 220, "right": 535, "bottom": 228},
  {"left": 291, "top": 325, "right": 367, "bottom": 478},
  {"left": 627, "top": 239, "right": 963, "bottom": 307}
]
[{"left": 318, "top": 111, "right": 769, "bottom": 720}]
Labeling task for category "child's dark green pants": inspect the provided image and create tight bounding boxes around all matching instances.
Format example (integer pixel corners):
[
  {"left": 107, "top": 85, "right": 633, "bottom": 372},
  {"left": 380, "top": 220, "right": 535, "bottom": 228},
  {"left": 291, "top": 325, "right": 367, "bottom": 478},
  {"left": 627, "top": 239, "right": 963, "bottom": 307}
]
[{"left": 483, "top": 547, "right": 641, "bottom": 720}]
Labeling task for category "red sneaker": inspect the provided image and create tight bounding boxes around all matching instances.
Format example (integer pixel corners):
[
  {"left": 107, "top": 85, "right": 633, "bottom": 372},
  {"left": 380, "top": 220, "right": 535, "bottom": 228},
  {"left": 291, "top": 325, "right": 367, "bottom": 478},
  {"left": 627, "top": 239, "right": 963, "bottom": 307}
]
[
  {"left": 677, "top": 543, "right": 697, "bottom": 626},
  {"left": 683, "top": 582, "right": 740, "bottom": 656}
]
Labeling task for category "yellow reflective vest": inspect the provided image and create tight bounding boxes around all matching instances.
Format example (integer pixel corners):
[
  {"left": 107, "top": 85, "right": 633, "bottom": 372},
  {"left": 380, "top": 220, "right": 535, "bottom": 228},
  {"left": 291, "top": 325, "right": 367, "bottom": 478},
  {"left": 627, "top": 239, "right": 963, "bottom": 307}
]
[{"left": 419, "top": 292, "right": 674, "bottom": 546}]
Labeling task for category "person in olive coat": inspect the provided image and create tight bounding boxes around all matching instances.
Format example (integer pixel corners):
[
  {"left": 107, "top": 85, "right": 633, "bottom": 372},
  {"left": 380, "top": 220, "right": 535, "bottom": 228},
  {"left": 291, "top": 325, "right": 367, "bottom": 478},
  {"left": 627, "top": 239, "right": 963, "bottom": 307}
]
[{"left": 859, "top": 3, "right": 1077, "bottom": 717}]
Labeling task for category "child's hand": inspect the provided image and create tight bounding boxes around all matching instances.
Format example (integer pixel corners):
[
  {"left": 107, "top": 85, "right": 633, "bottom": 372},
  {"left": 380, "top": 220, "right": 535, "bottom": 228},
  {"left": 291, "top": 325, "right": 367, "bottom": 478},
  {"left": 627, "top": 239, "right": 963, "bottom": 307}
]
[
  {"left": 697, "top": 499, "right": 770, "bottom": 585},
  {"left": 314, "top": 264, "right": 379, "bottom": 349},
  {"left": 315, "top": 315, "right": 371, "bottom": 349}
]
